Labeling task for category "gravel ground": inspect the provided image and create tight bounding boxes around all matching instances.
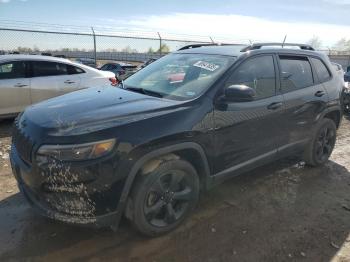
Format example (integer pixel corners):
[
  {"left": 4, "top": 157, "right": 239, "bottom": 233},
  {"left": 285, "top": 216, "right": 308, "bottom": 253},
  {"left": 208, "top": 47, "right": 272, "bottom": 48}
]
[{"left": 0, "top": 117, "right": 350, "bottom": 262}]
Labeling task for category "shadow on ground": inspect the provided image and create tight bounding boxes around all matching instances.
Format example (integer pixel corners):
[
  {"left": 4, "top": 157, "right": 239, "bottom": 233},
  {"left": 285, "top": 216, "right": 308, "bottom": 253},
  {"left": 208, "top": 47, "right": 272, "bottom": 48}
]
[
  {"left": 0, "top": 119, "right": 13, "bottom": 139},
  {"left": 1, "top": 157, "right": 350, "bottom": 262}
]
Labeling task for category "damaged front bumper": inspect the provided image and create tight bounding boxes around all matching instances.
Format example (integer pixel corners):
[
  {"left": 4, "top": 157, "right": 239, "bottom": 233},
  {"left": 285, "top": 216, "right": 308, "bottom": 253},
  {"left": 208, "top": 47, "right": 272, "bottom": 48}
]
[{"left": 10, "top": 144, "right": 123, "bottom": 229}]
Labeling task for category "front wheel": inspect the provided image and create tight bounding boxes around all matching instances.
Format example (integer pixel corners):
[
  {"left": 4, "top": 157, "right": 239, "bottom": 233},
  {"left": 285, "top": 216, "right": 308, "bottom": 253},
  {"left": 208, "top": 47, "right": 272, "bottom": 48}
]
[
  {"left": 128, "top": 159, "right": 199, "bottom": 236},
  {"left": 303, "top": 118, "right": 337, "bottom": 166}
]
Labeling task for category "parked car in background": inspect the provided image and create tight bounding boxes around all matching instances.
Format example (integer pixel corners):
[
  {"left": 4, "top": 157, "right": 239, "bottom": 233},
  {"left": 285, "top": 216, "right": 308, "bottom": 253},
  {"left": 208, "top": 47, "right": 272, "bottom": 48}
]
[
  {"left": 99, "top": 62, "right": 137, "bottom": 80},
  {"left": 75, "top": 58, "right": 97, "bottom": 68},
  {"left": 343, "top": 84, "right": 350, "bottom": 114},
  {"left": 11, "top": 43, "right": 344, "bottom": 236},
  {"left": 41, "top": 52, "right": 52, "bottom": 56},
  {"left": 0, "top": 55, "right": 116, "bottom": 119},
  {"left": 54, "top": 54, "right": 66, "bottom": 58},
  {"left": 345, "top": 70, "right": 350, "bottom": 82},
  {"left": 140, "top": 58, "right": 157, "bottom": 68}
]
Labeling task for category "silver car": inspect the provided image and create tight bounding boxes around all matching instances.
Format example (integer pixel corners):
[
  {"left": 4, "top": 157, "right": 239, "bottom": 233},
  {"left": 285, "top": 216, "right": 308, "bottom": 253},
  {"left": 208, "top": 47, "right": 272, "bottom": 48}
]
[{"left": 0, "top": 55, "right": 115, "bottom": 119}]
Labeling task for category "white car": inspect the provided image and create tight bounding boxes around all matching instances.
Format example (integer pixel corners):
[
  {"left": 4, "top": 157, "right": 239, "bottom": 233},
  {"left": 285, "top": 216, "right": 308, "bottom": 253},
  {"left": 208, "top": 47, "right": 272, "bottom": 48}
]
[{"left": 0, "top": 55, "right": 116, "bottom": 119}]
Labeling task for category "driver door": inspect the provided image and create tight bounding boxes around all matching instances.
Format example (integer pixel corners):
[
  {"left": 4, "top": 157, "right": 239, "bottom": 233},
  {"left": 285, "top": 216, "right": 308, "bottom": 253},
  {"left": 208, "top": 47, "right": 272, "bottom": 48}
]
[{"left": 213, "top": 54, "right": 285, "bottom": 175}]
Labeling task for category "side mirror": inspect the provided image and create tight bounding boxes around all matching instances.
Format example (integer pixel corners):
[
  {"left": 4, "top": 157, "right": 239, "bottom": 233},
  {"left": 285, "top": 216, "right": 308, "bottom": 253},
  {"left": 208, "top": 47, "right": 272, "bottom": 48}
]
[{"left": 224, "top": 84, "right": 256, "bottom": 102}]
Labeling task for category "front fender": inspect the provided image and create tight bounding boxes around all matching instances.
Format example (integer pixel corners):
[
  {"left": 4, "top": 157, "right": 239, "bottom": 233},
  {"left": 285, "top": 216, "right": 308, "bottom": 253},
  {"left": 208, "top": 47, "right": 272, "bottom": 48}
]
[{"left": 111, "top": 142, "right": 211, "bottom": 230}]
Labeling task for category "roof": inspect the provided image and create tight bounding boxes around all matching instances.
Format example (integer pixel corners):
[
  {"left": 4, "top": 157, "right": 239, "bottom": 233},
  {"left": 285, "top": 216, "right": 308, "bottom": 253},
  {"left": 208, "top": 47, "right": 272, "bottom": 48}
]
[{"left": 0, "top": 54, "right": 73, "bottom": 63}]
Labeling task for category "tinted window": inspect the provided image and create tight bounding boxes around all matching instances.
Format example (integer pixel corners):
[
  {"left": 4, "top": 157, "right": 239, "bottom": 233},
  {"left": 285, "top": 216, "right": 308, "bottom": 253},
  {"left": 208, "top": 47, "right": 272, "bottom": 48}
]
[
  {"left": 109, "top": 64, "right": 121, "bottom": 70},
  {"left": 100, "top": 64, "right": 110, "bottom": 70},
  {"left": 0, "top": 61, "right": 26, "bottom": 79},
  {"left": 32, "top": 61, "right": 68, "bottom": 77},
  {"left": 67, "top": 65, "right": 85, "bottom": 75},
  {"left": 311, "top": 58, "right": 331, "bottom": 83},
  {"left": 279, "top": 56, "right": 313, "bottom": 92},
  {"left": 227, "top": 55, "right": 276, "bottom": 99}
]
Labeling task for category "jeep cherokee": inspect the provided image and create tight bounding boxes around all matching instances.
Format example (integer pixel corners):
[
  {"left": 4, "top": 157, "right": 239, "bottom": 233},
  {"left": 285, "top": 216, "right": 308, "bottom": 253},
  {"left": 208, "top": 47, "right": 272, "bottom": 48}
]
[{"left": 10, "top": 43, "right": 344, "bottom": 236}]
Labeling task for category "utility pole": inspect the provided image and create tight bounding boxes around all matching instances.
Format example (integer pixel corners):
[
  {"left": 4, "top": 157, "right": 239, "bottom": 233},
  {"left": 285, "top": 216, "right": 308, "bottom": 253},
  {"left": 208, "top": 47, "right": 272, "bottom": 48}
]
[
  {"left": 91, "top": 27, "right": 97, "bottom": 66},
  {"left": 157, "top": 32, "right": 162, "bottom": 56}
]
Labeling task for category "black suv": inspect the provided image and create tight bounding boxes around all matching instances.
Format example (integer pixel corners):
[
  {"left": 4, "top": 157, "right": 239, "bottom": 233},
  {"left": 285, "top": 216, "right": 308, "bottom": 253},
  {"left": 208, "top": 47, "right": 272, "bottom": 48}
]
[{"left": 10, "top": 43, "right": 344, "bottom": 236}]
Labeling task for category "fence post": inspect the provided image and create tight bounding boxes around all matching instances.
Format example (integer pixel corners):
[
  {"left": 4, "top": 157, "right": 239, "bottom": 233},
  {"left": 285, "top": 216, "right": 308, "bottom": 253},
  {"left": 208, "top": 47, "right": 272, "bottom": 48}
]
[
  {"left": 91, "top": 27, "right": 97, "bottom": 66},
  {"left": 157, "top": 32, "right": 162, "bottom": 57}
]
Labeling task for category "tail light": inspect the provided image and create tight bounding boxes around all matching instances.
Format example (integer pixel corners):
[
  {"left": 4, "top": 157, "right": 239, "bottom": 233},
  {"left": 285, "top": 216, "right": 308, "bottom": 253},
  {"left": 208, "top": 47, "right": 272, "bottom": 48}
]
[{"left": 109, "top": 77, "right": 118, "bottom": 86}]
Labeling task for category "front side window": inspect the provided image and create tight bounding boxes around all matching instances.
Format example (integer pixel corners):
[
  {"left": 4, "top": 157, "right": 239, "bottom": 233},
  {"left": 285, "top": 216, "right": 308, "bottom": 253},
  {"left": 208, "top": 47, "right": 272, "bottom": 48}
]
[
  {"left": 32, "top": 61, "right": 68, "bottom": 77},
  {"left": 124, "top": 54, "right": 236, "bottom": 100},
  {"left": 311, "top": 57, "right": 331, "bottom": 83},
  {"left": 279, "top": 56, "right": 313, "bottom": 93},
  {"left": 226, "top": 55, "right": 276, "bottom": 100},
  {"left": 0, "top": 61, "right": 26, "bottom": 79}
]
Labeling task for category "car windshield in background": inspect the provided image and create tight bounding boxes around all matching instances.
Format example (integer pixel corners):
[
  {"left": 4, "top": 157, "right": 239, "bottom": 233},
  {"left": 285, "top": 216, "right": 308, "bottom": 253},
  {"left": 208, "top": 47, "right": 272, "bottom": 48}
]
[{"left": 124, "top": 54, "right": 236, "bottom": 100}]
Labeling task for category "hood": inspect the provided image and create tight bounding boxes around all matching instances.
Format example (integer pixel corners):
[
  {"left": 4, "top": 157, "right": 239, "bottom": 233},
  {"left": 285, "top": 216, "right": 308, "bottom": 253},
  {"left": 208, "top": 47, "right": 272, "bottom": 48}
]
[{"left": 23, "top": 87, "right": 185, "bottom": 136}]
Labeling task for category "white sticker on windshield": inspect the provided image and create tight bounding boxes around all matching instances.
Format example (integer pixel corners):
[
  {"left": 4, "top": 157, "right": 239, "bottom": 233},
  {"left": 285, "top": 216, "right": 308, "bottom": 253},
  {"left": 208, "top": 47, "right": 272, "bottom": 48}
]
[{"left": 193, "top": 61, "right": 219, "bottom": 71}]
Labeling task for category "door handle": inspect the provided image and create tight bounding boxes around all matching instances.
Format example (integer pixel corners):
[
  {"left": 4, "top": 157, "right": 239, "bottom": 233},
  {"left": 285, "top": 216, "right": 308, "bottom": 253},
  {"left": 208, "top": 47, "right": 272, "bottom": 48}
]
[
  {"left": 14, "top": 83, "right": 28, "bottom": 87},
  {"left": 315, "top": 90, "right": 325, "bottom": 97},
  {"left": 267, "top": 102, "right": 283, "bottom": 110},
  {"left": 64, "top": 80, "right": 75, "bottom": 84}
]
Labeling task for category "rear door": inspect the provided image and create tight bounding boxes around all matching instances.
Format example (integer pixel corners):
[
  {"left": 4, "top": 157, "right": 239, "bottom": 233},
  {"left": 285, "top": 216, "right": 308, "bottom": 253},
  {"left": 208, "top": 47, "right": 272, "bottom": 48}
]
[
  {"left": 0, "top": 61, "right": 31, "bottom": 116},
  {"left": 278, "top": 55, "right": 328, "bottom": 152},
  {"left": 30, "top": 61, "right": 81, "bottom": 103},
  {"left": 213, "top": 54, "right": 285, "bottom": 174}
]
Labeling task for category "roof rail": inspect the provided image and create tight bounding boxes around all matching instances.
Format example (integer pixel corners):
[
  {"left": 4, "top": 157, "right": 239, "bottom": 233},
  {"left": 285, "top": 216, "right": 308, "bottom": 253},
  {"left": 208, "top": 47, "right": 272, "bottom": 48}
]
[
  {"left": 178, "top": 43, "right": 239, "bottom": 51},
  {"left": 240, "top": 43, "right": 315, "bottom": 52}
]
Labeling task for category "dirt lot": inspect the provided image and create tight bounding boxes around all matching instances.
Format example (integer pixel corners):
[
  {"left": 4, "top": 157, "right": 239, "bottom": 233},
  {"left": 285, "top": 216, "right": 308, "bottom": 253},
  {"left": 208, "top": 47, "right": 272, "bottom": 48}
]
[{"left": 0, "top": 117, "right": 350, "bottom": 262}]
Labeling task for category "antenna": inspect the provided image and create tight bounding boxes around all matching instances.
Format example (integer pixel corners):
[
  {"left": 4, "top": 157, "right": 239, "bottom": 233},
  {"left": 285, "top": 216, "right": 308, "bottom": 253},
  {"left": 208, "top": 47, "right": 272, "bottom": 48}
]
[{"left": 282, "top": 35, "right": 287, "bottom": 48}]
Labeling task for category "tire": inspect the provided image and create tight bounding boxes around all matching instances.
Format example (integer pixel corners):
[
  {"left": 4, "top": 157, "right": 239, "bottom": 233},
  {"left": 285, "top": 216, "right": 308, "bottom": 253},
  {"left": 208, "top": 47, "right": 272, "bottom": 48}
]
[
  {"left": 303, "top": 118, "right": 337, "bottom": 166},
  {"left": 128, "top": 159, "right": 199, "bottom": 237},
  {"left": 343, "top": 94, "right": 350, "bottom": 114}
]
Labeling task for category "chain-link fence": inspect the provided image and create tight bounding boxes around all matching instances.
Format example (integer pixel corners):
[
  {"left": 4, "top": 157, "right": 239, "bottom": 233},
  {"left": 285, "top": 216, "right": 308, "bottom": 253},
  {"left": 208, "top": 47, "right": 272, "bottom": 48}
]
[
  {"left": 0, "top": 25, "right": 237, "bottom": 66},
  {"left": 0, "top": 22, "right": 349, "bottom": 69}
]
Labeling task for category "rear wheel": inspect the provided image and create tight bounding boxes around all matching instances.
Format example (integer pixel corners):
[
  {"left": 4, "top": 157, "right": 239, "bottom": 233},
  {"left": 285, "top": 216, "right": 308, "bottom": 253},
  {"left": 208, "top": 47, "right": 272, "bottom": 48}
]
[
  {"left": 129, "top": 159, "right": 199, "bottom": 236},
  {"left": 304, "top": 118, "right": 337, "bottom": 166}
]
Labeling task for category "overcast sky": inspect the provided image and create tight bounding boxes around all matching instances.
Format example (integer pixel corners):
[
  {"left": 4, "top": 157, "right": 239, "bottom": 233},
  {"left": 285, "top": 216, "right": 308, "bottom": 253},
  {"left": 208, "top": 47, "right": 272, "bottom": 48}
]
[{"left": 1, "top": 0, "right": 350, "bottom": 47}]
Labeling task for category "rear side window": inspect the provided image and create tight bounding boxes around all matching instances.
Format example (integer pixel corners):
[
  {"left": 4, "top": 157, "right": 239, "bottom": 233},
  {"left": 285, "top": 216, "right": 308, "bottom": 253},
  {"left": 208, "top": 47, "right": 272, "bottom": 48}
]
[
  {"left": 311, "top": 58, "right": 331, "bottom": 83},
  {"left": 67, "top": 65, "right": 85, "bottom": 75},
  {"left": 100, "top": 64, "right": 111, "bottom": 70},
  {"left": 227, "top": 55, "right": 276, "bottom": 100},
  {"left": 32, "top": 61, "right": 68, "bottom": 77},
  {"left": 0, "top": 61, "right": 26, "bottom": 79},
  {"left": 279, "top": 56, "right": 313, "bottom": 93}
]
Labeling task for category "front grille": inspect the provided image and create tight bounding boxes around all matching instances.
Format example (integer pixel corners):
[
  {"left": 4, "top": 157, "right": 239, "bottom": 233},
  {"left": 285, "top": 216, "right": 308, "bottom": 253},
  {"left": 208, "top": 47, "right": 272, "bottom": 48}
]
[{"left": 12, "top": 119, "right": 34, "bottom": 164}]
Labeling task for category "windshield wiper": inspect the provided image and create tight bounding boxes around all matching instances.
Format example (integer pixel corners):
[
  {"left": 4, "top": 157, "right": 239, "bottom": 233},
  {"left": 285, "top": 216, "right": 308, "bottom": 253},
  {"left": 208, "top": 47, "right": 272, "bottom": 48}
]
[{"left": 125, "top": 87, "right": 163, "bottom": 98}]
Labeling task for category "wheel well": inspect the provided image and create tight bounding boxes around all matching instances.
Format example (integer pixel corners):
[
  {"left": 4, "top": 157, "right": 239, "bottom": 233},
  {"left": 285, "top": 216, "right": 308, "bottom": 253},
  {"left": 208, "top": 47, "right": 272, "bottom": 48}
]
[
  {"left": 174, "top": 148, "right": 209, "bottom": 189},
  {"left": 324, "top": 110, "right": 341, "bottom": 128},
  {"left": 138, "top": 148, "right": 210, "bottom": 190}
]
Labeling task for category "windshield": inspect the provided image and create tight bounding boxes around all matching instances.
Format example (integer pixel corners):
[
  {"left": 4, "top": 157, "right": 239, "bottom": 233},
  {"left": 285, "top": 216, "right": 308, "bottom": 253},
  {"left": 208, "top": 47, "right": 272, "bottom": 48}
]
[{"left": 124, "top": 53, "right": 235, "bottom": 100}]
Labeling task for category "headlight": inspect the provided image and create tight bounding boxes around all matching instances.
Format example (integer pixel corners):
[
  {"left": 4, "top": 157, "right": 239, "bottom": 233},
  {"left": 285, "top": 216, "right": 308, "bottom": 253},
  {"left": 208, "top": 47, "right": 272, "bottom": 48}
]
[{"left": 36, "top": 139, "right": 116, "bottom": 162}]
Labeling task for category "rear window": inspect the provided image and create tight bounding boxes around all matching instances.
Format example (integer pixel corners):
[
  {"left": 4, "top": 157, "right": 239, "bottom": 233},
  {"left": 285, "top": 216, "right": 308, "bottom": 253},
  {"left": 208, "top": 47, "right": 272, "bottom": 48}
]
[
  {"left": 311, "top": 58, "right": 331, "bottom": 83},
  {"left": 279, "top": 56, "right": 313, "bottom": 93}
]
